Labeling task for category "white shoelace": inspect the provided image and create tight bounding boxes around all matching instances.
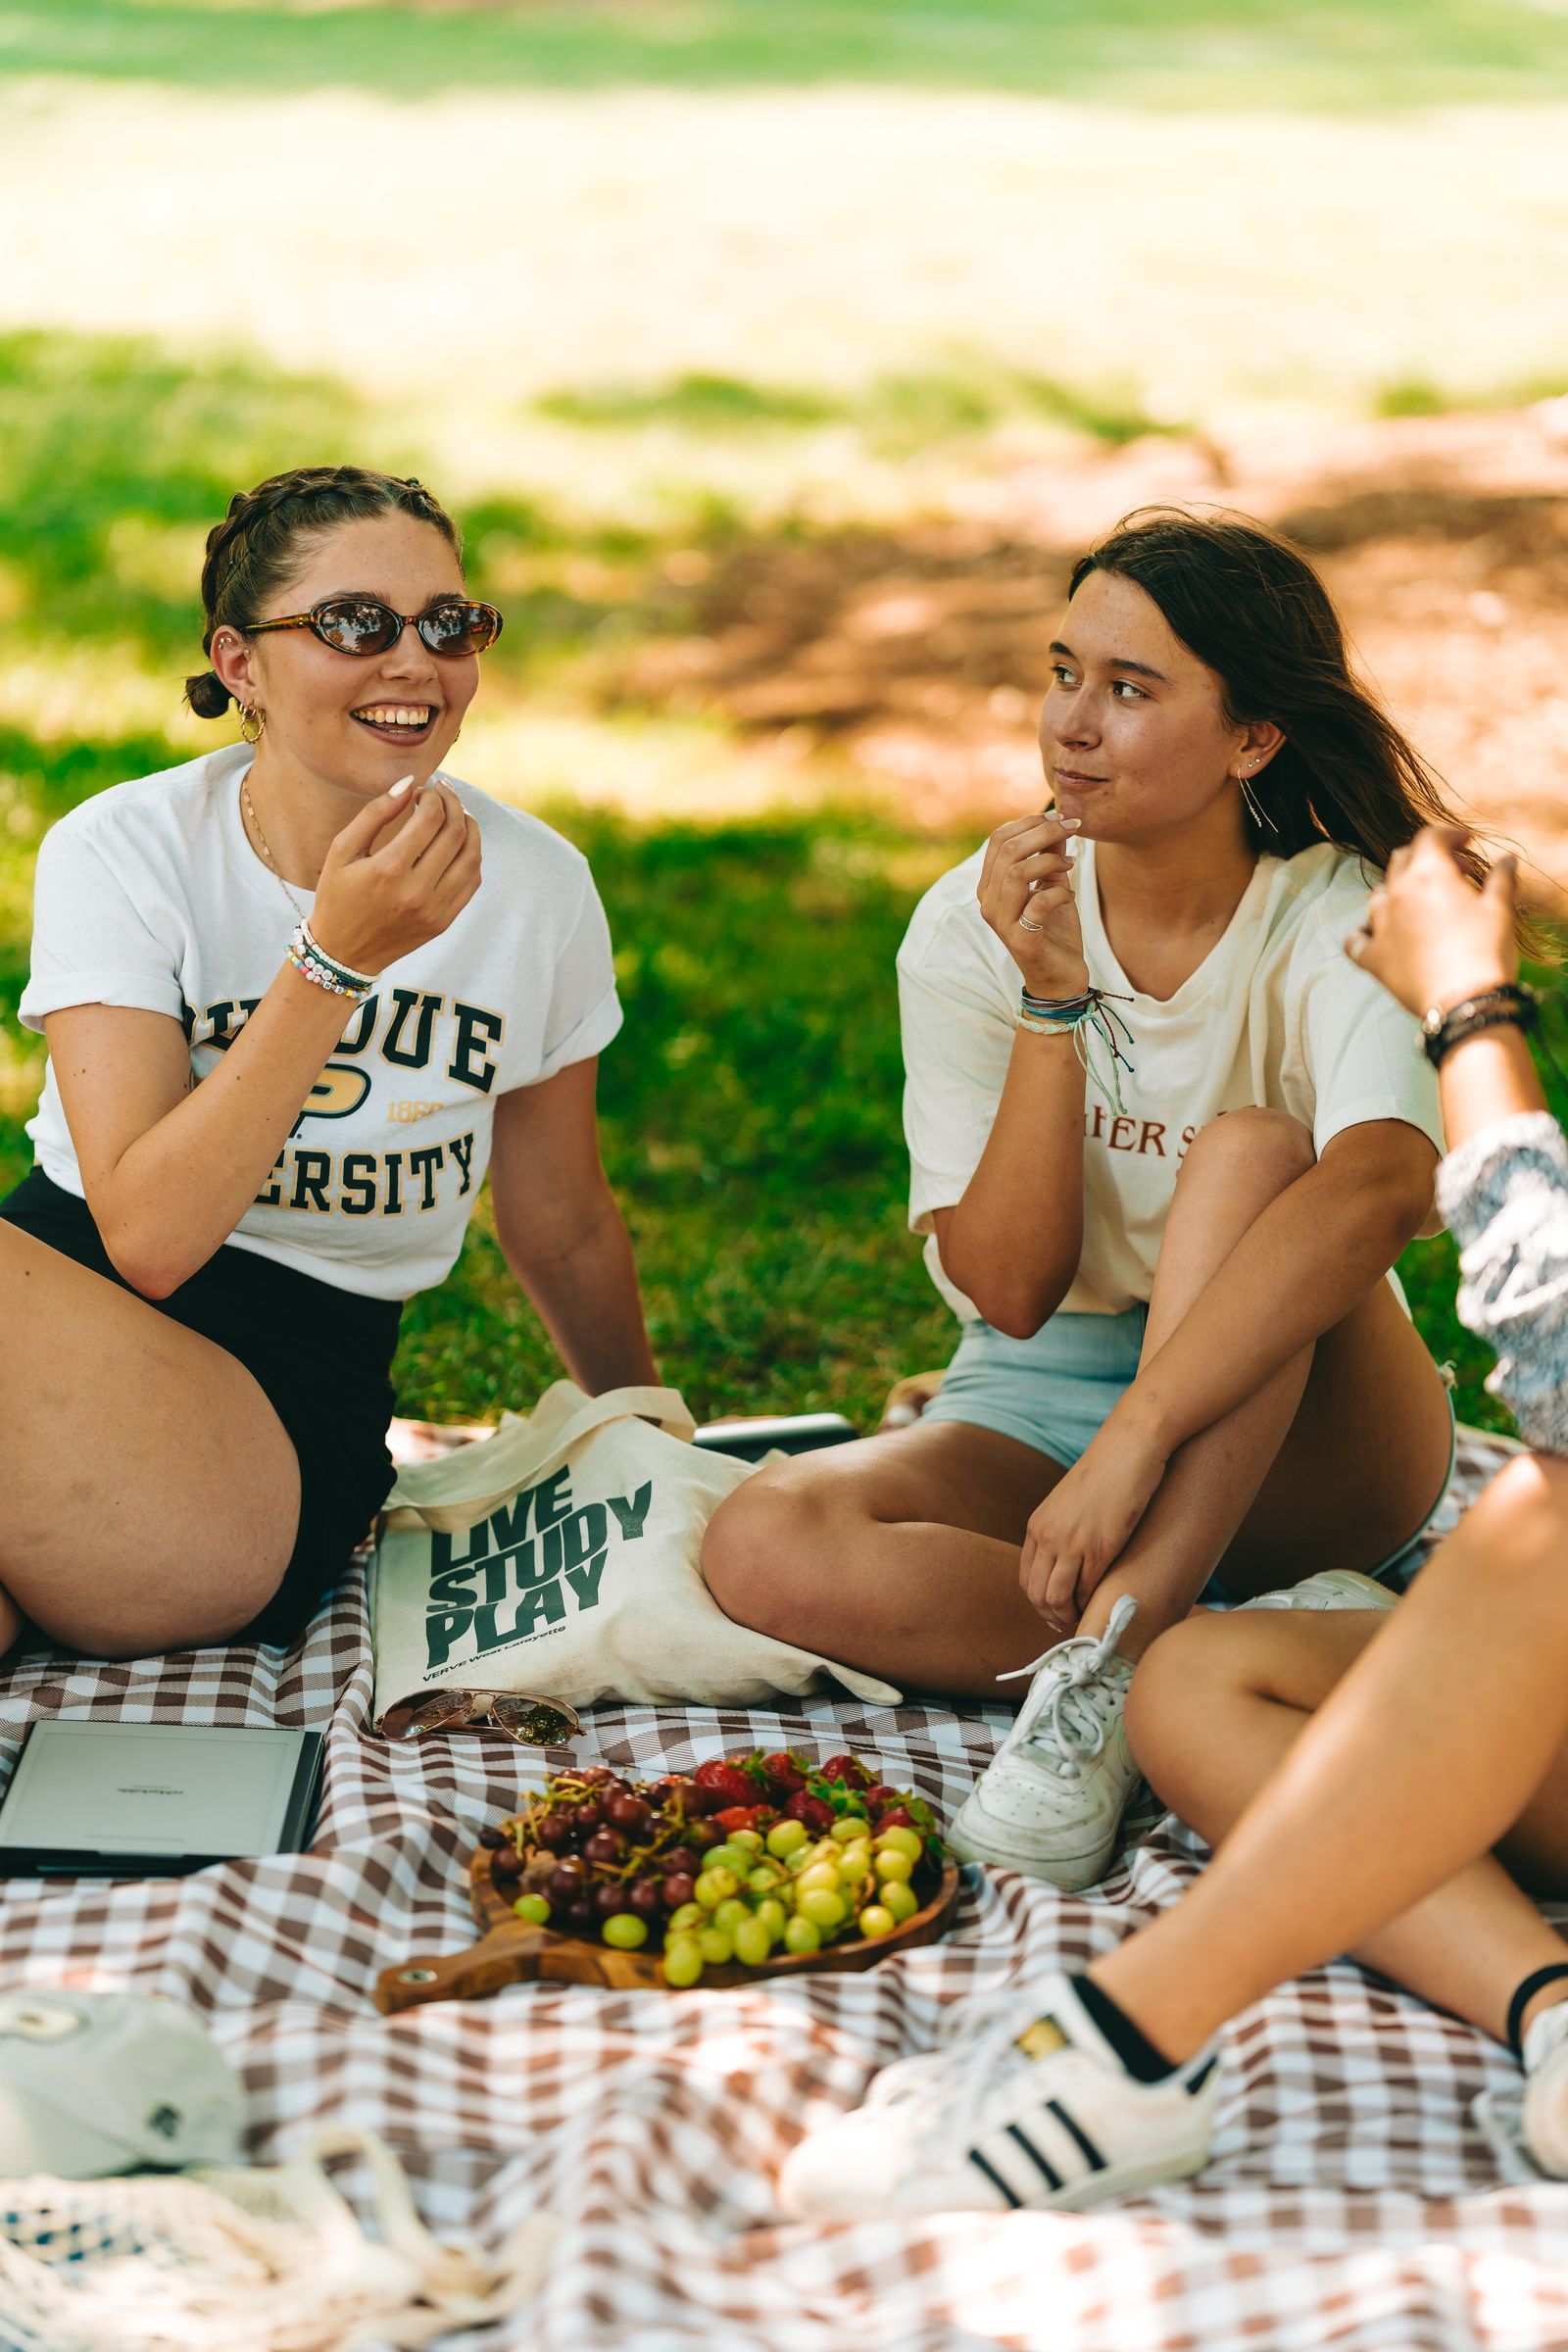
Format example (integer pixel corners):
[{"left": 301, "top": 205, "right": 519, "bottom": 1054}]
[
  {"left": 867, "top": 1983, "right": 1068, "bottom": 2153},
  {"left": 995, "top": 1593, "right": 1138, "bottom": 1785}
]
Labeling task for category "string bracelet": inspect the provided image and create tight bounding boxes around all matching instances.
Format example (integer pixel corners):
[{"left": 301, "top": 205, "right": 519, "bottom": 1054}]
[
  {"left": 1014, "top": 983, "right": 1138, "bottom": 1114},
  {"left": 286, "top": 917, "right": 376, "bottom": 1004},
  {"left": 1020, "top": 988, "right": 1093, "bottom": 1023}
]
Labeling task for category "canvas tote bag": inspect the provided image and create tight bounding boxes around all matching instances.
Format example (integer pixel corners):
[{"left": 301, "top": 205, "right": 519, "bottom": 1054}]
[{"left": 369, "top": 1382, "right": 900, "bottom": 1722}]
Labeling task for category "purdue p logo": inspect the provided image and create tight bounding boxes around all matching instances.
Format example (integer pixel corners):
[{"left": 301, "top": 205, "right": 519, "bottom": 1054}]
[{"left": 294, "top": 1062, "right": 371, "bottom": 1132}]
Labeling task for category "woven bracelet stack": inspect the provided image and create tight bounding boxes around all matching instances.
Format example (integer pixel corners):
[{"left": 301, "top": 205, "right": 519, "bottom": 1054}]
[
  {"left": 1419, "top": 982, "right": 1539, "bottom": 1069},
  {"left": 1015, "top": 982, "right": 1138, "bottom": 1114},
  {"left": 285, "top": 917, "right": 377, "bottom": 1005}
]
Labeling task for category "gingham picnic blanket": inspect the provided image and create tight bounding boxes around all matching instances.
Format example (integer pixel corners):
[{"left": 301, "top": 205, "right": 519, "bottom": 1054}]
[{"left": 1, "top": 1420, "right": 1565, "bottom": 2352}]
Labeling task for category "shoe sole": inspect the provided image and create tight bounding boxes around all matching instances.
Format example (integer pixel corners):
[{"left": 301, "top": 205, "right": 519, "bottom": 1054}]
[
  {"left": 785, "top": 2137, "right": 1213, "bottom": 2225},
  {"left": 1031, "top": 2139, "right": 1212, "bottom": 2213},
  {"left": 1243, "top": 1570, "right": 1399, "bottom": 1614},
  {"left": 947, "top": 1805, "right": 1117, "bottom": 1891}
]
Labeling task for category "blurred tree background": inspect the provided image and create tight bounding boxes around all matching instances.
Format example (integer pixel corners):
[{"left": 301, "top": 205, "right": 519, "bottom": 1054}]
[{"left": 2, "top": 0, "right": 1566, "bottom": 1429}]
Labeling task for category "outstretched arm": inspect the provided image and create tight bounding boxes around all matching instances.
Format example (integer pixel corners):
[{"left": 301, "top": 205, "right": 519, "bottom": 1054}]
[{"left": 1352, "top": 825, "right": 1561, "bottom": 1451}]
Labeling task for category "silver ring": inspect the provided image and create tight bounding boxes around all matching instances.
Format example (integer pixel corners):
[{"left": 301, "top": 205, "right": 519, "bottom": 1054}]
[{"left": 1017, "top": 914, "right": 1047, "bottom": 933}]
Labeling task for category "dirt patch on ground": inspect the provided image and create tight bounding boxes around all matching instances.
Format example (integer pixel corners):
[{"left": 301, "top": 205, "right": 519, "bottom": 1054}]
[{"left": 630, "top": 406, "right": 1568, "bottom": 901}]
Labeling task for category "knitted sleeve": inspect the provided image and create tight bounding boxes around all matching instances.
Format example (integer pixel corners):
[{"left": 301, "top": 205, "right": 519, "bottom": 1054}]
[{"left": 1435, "top": 1112, "right": 1568, "bottom": 1456}]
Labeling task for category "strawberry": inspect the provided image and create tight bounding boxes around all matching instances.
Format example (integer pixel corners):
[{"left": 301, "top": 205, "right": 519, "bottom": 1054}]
[
  {"left": 712, "top": 1803, "right": 777, "bottom": 1837},
  {"left": 690, "top": 1759, "right": 759, "bottom": 1815},
  {"left": 760, "top": 1750, "right": 808, "bottom": 1796},
  {"left": 863, "top": 1784, "right": 901, "bottom": 1812},
  {"left": 874, "top": 1806, "right": 915, "bottom": 1833},
  {"left": 782, "top": 1790, "right": 837, "bottom": 1834},
  {"left": 819, "top": 1753, "right": 872, "bottom": 1788}
]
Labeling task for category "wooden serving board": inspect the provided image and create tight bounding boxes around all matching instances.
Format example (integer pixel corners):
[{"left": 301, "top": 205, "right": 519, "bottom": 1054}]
[{"left": 374, "top": 1846, "right": 962, "bottom": 2013}]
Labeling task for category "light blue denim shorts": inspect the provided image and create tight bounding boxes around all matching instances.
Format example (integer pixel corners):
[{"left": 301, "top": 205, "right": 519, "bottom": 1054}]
[{"left": 920, "top": 1306, "right": 1456, "bottom": 1599}]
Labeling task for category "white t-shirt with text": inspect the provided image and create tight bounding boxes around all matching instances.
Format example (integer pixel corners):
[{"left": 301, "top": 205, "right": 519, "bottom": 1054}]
[
  {"left": 19, "top": 745, "right": 622, "bottom": 1301},
  {"left": 899, "top": 837, "right": 1444, "bottom": 1322}
]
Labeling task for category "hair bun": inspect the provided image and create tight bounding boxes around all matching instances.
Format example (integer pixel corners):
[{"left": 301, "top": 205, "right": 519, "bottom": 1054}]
[{"left": 185, "top": 669, "right": 233, "bottom": 720}]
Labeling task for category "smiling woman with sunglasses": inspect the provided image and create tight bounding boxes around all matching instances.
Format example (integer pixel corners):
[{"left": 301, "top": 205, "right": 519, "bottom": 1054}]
[{"left": 0, "top": 464, "right": 659, "bottom": 1661}]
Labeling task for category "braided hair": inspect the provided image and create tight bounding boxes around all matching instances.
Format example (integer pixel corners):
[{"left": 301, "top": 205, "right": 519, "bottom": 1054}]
[{"left": 184, "top": 466, "right": 463, "bottom": 718}]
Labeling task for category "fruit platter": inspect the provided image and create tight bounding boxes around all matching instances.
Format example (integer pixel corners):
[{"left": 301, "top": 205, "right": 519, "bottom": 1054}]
[{"left": 375, "top": 1748, "right": 960, "bottom": 2011}]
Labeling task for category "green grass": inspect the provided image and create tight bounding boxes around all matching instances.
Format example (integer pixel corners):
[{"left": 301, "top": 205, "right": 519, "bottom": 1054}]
[
  {"left": 2, "top": 697, "right": 1560, "bottom": 1436},
  {"left": 0, "top": 303, "right": 1559, "bottom": 1440},
  {"left": 536, "top": 366, "right": 1164, "bottom": 453},
  {"left": 4, "top": 0, "right": 1568, "bottom": 110},
  {"left": 0, "top": 744, "right": 964, "bottom": 1426}
]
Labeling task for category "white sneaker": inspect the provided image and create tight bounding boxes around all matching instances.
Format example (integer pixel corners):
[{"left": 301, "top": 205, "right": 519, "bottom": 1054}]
[
  {"left": 1238, "top": 1569, "right": 1399, "bottom": 1614},
  {"left": 778, "top": 1968, "right": 1219, "bottom": 2222},
  {"left": 949, "top": 1594, "right": 1140, "bottom": 1888},
  {"left": 1523, "top": 1997, "right": 1568, "bottom": 2175},
  {"left": 1473, "top": 1996, "right": 1568, "bottom": 2180}
]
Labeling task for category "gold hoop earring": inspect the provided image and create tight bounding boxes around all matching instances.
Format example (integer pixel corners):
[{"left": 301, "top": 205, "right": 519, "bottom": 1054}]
[
  {"left": 239, "top": 704, "right": 266, "bottom": 746},
  {"left": 1237, "top": 764, "right": 1277, "bottom": 834}
]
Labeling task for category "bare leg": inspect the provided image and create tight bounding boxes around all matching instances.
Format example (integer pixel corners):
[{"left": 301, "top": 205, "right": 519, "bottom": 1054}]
[
  {"left": 702, "top": 1418, "right": 1072, "bottom": 1694},
  {"left": 1093, "top": 1454, "right": 1568, "bottom": 2059},
  {"left": 1076, "top": 1110, "right": 1451, "bottom": 1658},
  {"left": 0, "top": 1222, "right": 302, "bottom": 1654},
  {"left": 708, "top": 1108, "right": 1447, "bottom": 1692}
]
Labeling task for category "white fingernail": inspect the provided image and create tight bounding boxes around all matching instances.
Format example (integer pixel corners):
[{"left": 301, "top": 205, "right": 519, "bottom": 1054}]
[
  {"left": 389, "top": 774, "right": 415, "bottom": 799},
  {"left": 1059, "top": 815, "right": 1082, "bottom": 831}
]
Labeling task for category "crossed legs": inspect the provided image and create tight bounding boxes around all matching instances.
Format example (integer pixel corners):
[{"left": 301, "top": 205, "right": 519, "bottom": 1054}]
[
  {"left": 704, "top": 1110, "right": 1453, "bottom": 1691},
  {"left": 1093, "top": 1451, "right": 1568, "bottom": 2061}
]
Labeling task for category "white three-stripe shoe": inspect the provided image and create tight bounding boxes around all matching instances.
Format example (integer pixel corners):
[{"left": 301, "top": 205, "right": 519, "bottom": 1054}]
[{"left": 777, "top": 1970, "right": 1219, "bottom": 2222}]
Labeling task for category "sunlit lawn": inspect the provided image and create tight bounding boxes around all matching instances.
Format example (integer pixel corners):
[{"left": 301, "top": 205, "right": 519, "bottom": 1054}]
[
  {"left": 4, "top": 1, "right": 1566, "bottom": 1432},
  {"left": 4, "top": 710, "right": 1557, "bottom": 1439}
]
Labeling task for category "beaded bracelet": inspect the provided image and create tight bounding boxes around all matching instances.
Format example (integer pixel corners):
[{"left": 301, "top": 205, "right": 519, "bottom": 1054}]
[
  {"left": 286, "top": 918, "right": 375, "bottom": 1004},
  {"left": 301, "top": 917, "right": 376, "bottom": 991}
]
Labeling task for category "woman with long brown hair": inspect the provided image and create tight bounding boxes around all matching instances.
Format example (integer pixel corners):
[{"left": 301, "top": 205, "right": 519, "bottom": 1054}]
[
  {"left": 705, "top": 505, "right": 1467, "bottom": 1890},
  {"left": 0, "top": 464, "right": 657, "bottom": 1658}
]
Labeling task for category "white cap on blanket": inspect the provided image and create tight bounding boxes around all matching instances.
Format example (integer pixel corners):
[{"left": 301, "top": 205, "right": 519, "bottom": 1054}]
[{"left": 0, "top": 1989, "right": 244, "bottom": 2178}]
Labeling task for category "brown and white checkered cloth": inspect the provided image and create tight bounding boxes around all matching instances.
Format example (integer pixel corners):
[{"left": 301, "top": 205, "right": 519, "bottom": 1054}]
[{"left": 1, "top": 1421, "right": 1565, "bottom": 2352}]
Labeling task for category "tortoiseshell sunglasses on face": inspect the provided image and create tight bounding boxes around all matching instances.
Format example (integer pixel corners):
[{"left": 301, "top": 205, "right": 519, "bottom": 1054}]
[
  {"left": 380, "top": 1689, "right": 581, "bottom": 1746},
  {"left": 245, "top": 596, "right": 504, "bottom": 659}
]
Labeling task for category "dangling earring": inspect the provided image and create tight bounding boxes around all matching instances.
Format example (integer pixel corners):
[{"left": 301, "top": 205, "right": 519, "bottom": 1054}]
[
  {"left": 239, "top": 704, "right": 266, "bottom": 746},
  {"left": 1237, "top": 762, "right": 1277, "bottom": 833}
]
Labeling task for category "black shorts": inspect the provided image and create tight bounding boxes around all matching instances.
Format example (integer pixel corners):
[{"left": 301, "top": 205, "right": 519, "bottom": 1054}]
[{"left": 0, "top": 1167, "right": 402, "bottom": 1646}]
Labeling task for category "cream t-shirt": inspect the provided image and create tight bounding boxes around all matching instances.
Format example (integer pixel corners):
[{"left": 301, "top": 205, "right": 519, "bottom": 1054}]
[{"left": 899, "top": 838, "right": 1444, "bottom": 1321}]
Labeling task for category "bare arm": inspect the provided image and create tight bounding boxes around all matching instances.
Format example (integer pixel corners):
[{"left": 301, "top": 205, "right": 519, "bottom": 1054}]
[
  {"left": 926, "top": 811, "right": 1093, "bottom": 1336},
  {"left": 48, "top": 981, "right": 368, "bottom": 1298},
  {"left": 1117, "top": 1119, "right": 1438, "bottom": 1455},
  {"left": 488, "top": 1057, "right": 659, "bottom": 1393},
  {"left": 1351, "top": 825, "right": 1563, "bottom": 1449},
  {"left": 931, "top": 1028, "right": 1087, "bottom": 1337},
  {"left": 44, "top": 776, "right": 479, "bottom": 1298}
]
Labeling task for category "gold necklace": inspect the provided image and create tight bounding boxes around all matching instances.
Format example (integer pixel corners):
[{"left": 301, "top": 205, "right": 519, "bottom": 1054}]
[{"left": 240, "top": 774, "right": 309, "bottom": 924}]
